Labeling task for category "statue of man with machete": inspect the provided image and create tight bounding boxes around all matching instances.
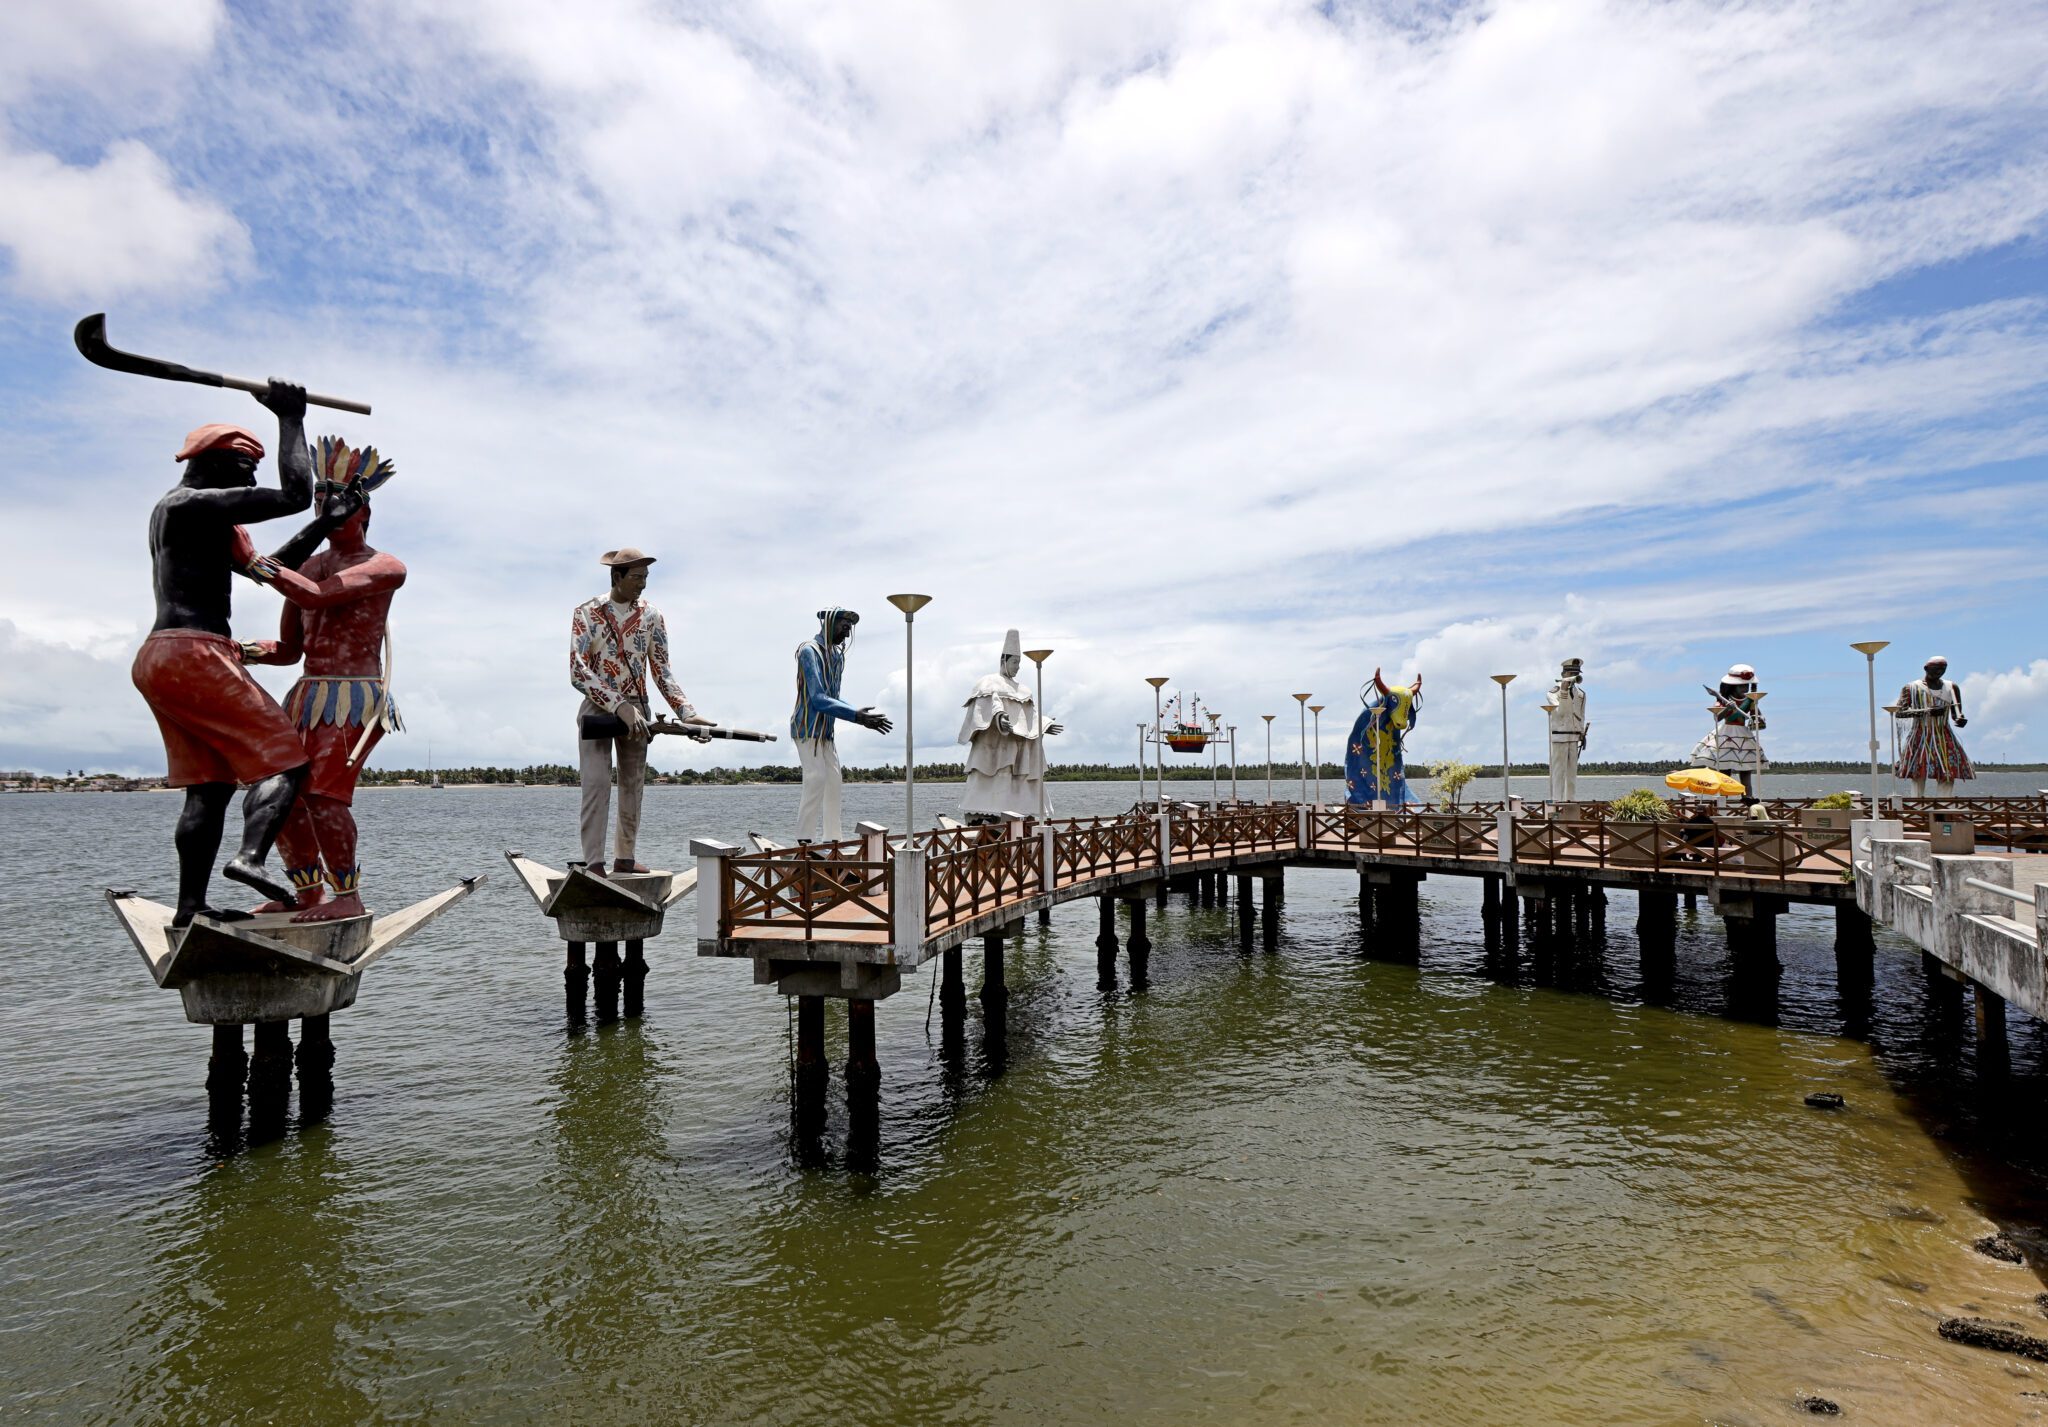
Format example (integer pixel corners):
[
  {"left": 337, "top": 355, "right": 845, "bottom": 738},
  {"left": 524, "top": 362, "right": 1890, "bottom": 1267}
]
[{"left": 238, "top": 437, "right": 407, "bottom": 922}]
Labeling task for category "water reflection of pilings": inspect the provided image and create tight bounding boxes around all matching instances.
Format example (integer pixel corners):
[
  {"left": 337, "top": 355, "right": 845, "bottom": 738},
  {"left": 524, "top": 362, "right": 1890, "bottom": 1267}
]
[{"left": 119, "top": 1123, "right": 370, "bottom": 1422}]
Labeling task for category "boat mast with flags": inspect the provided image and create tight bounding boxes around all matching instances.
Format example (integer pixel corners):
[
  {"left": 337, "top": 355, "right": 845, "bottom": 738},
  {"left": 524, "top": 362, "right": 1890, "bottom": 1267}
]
[{"left": 1164, "top": 692, "right": 1212, "bottom": 754}]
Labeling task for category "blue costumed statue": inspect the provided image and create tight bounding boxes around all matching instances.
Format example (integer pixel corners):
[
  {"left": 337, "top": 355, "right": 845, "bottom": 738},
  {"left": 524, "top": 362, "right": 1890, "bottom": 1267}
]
[{"left": 1345, "top": 667, "right": 1423, "bottom": 806}]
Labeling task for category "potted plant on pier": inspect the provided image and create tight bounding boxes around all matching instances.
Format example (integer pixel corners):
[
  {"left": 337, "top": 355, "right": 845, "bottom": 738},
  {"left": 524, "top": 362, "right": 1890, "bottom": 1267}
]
[
  {"left": 1606, "top": 788, "right": 1670, "bottom": 865},
  {"left": 1420, "top": 760, "right": 1483, "bottom": 853}
]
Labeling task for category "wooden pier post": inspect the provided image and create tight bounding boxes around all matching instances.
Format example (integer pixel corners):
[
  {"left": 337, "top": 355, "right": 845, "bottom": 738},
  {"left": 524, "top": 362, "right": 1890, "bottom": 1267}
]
[
  {"left": 206, "top": 1023, "right": 247, "bottom": 1097},
  {"left": 1236, "top": 874, "right": 1254, "bottom": 950},
  {"left": 593, "top": 941, "right": 621, "bottom": 1021},
  {"left": 1096, "top": 896, "right": 1120, "bottom": 990},
  {"left": 1127, "top": 895, "right": 1151, "bottom": 987},
  {"left": 622, "top": 939, "right": 648, "bottom": 1018},
  {"left": 981, "top": 930, "right": 1010, "bottom": 1012},
  {"left": 845, "top": 998, "right": 880, "bottom": 1090}
]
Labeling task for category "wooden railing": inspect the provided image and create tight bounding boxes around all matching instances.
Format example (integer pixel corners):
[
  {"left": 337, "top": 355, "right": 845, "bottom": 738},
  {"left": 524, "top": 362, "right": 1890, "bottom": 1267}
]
[
  {"left": 724, "top": 840, "right": 892, "bottom": 941},
  {"left": 926, "top": 831, "right": 1041, "bottom": 934},
  {"left": 1046, "top": 814, "right": 1161, "bottom": 886},
  {"left": 1173, "top": 805, "right": 1296, "bottom": 860},
  {"left": 1511, "top": 818, "right": 1853, "bottom": 881}
]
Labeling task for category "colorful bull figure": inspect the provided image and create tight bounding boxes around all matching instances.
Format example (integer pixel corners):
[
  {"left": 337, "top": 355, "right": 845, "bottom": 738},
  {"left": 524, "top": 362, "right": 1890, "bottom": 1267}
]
[{"left": 1345, "top": 667, "right": 1423, "bottom": 806}]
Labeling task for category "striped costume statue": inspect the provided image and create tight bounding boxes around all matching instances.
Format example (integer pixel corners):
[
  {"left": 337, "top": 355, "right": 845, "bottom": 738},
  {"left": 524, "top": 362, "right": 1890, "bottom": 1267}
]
[
  {"left": 1345, "top": 668, "right": 1423, "bottom": 807},
  {"left": 790, "top": 607, "right": 891, "bottom": 842},
  {"left": 1896, "top": 657, "right": 1973, "bottom": 797}
]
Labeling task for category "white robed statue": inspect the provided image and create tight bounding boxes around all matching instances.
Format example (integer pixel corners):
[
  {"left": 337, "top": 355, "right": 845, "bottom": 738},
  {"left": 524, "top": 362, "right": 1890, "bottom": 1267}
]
[{"left": 957, "top": 629, "right": 1062, "bottom": 822}]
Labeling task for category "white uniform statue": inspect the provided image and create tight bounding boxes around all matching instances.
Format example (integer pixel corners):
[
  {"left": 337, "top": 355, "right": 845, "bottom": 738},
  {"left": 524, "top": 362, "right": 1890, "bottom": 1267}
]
[
  {"left": 957, "top": 630, "right": 1062, "bottom": 823},
  {"left": 1546, "top": 657, "right": 1588, "bottom": 802}
]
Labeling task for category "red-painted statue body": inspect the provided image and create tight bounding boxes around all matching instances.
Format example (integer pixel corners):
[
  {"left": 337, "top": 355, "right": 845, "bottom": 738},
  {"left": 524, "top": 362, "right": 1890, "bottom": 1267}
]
[{"left": 242, "top": 439, "right": 405, "bottom": 922}]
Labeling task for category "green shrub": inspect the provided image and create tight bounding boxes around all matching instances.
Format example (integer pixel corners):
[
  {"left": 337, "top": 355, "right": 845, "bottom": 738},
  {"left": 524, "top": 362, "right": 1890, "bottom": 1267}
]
[
  {"left": 1608, "top": 789, "right": 1670, "bottom": 822},
  {"left": 1431, "top": 760, "right": 1481, "bottom": 807},
  {"left": 1812, "top": 791, "right": 1856, "bottom": 809}
]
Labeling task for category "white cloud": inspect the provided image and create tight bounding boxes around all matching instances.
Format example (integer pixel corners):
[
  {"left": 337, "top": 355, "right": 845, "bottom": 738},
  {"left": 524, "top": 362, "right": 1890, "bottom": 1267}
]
[
  {"left": 0, "top": 141, "right": 248, "bottom": 303},
  {"left": 1966, "top": 659, "right": 2048, "bottom": 753}
]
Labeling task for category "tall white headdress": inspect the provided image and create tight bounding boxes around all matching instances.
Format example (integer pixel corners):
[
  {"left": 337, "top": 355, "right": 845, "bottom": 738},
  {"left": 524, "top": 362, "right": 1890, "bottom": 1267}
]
[{"left": 1003, "top": 628, "right": 1021, "bottom": 660}]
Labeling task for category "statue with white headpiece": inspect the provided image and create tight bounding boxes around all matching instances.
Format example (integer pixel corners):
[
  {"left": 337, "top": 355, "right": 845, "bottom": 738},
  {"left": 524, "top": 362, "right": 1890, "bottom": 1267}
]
[
  {"left": 957, "top": 629, "right": 1062, "bottom": 823},
  {"left": 1896, "top": 654, "right": 1973, "bottom": 798}
]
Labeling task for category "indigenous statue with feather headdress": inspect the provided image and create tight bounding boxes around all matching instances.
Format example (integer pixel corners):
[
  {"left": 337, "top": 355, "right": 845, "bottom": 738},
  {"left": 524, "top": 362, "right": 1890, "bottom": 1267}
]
[
  {"left": 957, "top": 629, "right": 1062, "bottom": 823},
  {"left": 239, "top": 436, "right": 406, "bottom": 922},
  {"left": 1344, "top": 667, "right": 1423, "bottom": 807}
]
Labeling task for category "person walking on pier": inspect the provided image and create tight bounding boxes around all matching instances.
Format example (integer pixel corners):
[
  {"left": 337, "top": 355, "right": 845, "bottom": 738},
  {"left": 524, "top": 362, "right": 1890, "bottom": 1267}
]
[
  {"left": 570, "top": 548, "right": 704, "bottom": 874},
  {"left": 1896, "top": 655, "right": 1973, "bottom": 798},
  {"left": 791, "top": 607, "right": 891, "bottom": 842}
]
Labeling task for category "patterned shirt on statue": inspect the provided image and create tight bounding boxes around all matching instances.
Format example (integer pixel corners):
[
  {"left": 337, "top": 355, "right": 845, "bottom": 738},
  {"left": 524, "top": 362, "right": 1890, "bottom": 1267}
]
[{"left": 570, "top": 597, "right": 696, "bottom": 718}]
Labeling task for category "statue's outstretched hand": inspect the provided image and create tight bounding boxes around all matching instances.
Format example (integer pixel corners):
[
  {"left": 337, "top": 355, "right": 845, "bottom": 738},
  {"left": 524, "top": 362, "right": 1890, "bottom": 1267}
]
[
  {"left": 858, "top": 707, "right": 893, "bottom": 735},
  {"left": 1047, "top": 722, "right": 1065, "bottom": 736}
]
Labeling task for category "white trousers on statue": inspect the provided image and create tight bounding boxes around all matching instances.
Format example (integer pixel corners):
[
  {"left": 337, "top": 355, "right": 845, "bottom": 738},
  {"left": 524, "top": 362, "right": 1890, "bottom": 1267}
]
[
  {"left": 1548, "top": 737, "right": 1581, "bottom": 802},
  {"left": 795, "top": 736, "right": 843, "bottom": 842}
]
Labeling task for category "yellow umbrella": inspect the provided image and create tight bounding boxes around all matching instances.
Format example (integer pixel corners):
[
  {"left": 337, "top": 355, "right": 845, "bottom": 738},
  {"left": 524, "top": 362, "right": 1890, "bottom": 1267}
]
[{"left": 1665, "top": 766, "right": 1745, "bottom": 797}]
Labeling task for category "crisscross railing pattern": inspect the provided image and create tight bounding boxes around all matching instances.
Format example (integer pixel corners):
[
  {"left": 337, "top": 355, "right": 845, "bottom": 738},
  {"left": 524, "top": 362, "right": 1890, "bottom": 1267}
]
[
  {"left": 725, "top": 841, "right": 891, "bottom": 941},
  {"left": 1047, "top": 814, "right": 1160, "bottom": 886},
  {"left": 926, "top": 832, "right": 1042, "bottom": 934}
]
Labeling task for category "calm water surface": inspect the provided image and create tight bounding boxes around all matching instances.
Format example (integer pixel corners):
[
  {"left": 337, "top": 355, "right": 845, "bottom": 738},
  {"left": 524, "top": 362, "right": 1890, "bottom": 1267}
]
[{"left": 6, "top": 776, "right": 2048, "bottom": 1425}]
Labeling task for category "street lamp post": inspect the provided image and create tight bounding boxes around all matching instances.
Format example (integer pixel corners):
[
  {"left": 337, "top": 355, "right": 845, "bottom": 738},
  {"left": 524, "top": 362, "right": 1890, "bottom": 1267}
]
[
  {"left": 1262, "top": 715, "right": 1275, "bottom": 804},
  {"left": 1883, "top": 703, "right": 1901, "bottom": 803},
  {"left": 1309, "top": 704, "right": 1325, "bottom": 808},
  {"left": 1539, "top": 700, "right": 1557, "bottom": 805},
  {"left": 886, "top": 594, "right": 932, "bottom": 834},
  {"left": 1851, "top": 640, "right": 1889, "bottom": 817},
  {"left": 1227, "top": 724, "right": 1238, "bottom": 803},
  {"left": 1136, "top": 723, "right": 1148, "bottom": 808},
  {"left": 1025, "top": 647, "right": 1053, "bottom": 819},
  {"left": 1293, "top": 693, "right": 1312, "bottom": 803},
  {"left": 1207, "top": 712, "right": 1222, "bottom": 808},
  {"left": 1146, "top": 678, "right": 1170, "bottom": 810},
  {"left": 1491, "top": 674, "right": 1517, "bottom": 805}
]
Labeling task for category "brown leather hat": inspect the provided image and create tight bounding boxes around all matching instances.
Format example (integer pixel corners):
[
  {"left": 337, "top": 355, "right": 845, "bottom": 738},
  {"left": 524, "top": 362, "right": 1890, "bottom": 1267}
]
[{"left": 600, "top": 547, "right": 656, "bottom": 568}]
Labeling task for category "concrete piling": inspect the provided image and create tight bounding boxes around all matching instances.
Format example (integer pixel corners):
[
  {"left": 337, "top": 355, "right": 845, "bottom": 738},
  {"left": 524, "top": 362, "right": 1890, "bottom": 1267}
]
[
  {"left": 981, "top": 931, "right": 1009, "bottom": 1013},
  {"left": 622, "top": 939, "right": 648, "bottom": 1017},
  {"left": 1096, "top": 896, "right": 1120, "bottom": 990},
  {"left": 248, "top": 1019, "right": 293, "bottom": 1109},
  {"left": 1237, "top": 874, "right": 1255, "bottom": 950},
  {"left": 1127, "top": 895, "right": 1151, "bottom": 987},
  {"left": 593, "top": 941, "right": 621, "bottom": 1021},
  {"left": 206, "top": 1023, "right": 247, "bottom": 1097}
]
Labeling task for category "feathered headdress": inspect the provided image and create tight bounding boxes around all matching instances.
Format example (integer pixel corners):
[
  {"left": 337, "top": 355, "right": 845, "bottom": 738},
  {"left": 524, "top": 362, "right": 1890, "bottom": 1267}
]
[{"left": 311, "top": 435, "right": 397, "bottom": 497}]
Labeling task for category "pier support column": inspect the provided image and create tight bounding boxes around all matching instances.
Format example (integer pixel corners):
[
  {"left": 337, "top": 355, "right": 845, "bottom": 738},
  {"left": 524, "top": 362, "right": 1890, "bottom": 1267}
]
[
  {"left": 1127, "top": 896, "right": 1151, "bottom": 988},
  {"left": 1096, "top": 897, "right": 1120, "bottom": 990},
  {"left": 206, "top": 1023, "right": 247, "bottom": 1097},
  {"left": 565, "top": 940, "right": 589, "bottom": 1005},
  {"left": 622, "top": 939, "right": 648, "bottom": 1018},
  {"left": 1038, "top": 907, "right": 1052, "bottom": 927},
  {"left": 1834, "top": 903, "right": 1875, "bottom": 956},
  {"left": 1975, "top": 984, "right": 2009, "bottom": 1071},
  {"left": 295, "top": 1013, "right": 335, "bottom": 1077},
  {"left": 1261, "top": 875, "right": 1281, "bottom": 951},
  {"left": 981, "top": 931, "right": 1009, "bottom": 1013},
  {"left": 1156, "top": 877, "right": 1168, "bottom": 912},
  {"left": 1358, "top": 874, "right": 1377, "bottom": 948},
  {"left": 248, "top": 1020, "right": 293, "bottom": 1108},
  {"left": 795, "top": 994, "right": 829, "bottom": 1105},
  {"left": 1200, "top": 873, "right": 1215, "bottom": 909},
  {"left": 1237, "top": 875, "right": 1254, "bottom": 950},
  {"left": 845, "top": 998, "right": 880, "bottom": 1090},
  {"left": 941, "top": 945, "right": 966, "bottom": 1017},
  {"left": 1482, "top": 875, "right": 1501, "bottom": 920},
  {"left": 593, "top": 941, "right": 621, "bottom": 1021},
  {"left": 1683, "top": 890, "right": 1698, "bottom": 912}
]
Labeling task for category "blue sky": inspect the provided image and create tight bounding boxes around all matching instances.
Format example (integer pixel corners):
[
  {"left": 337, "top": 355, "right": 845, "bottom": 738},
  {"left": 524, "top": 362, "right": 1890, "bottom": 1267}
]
[{"left": 1, "top": 0, "right": 2045, "bottom": 778}]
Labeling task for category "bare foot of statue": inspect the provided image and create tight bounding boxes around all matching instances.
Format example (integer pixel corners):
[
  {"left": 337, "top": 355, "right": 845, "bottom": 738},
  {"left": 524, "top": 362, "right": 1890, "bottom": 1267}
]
[
  {"left": 255, "top": 884, "right": 325, "bottom": 915},
  {"left": 222, "top": 854, "right": 296, "bottom": 905},
  {"left": 293, "top": 891, "right": 364, "bottom": 923}
]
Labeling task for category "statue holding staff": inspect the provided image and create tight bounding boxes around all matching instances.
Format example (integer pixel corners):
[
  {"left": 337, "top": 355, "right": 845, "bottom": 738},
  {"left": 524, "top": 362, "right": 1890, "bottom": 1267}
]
[
  {"left": 956, "top": 629, "right": 1061, "bottom": 824},
  {"left": 1690, "top": 663, "right": 1767, "bottom": 798},
  {"left": 131, "top": 384, "right": 329, "bottom": 925},
  {"left": 238, "top": 438, "right": 406, "bottom": 921}
]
